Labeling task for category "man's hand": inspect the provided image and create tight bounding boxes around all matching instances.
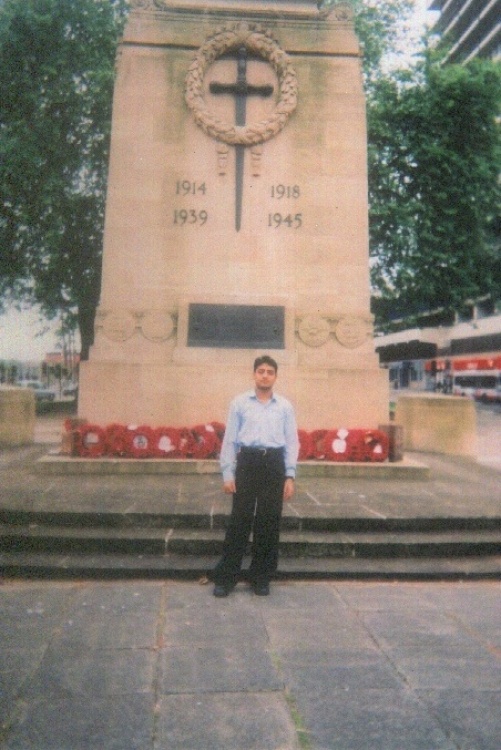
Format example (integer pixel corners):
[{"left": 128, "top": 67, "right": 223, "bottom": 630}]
[
  {"left": 223, "top": 479, "right": 236, "bottom": 494},
  {"left": 283, "top": 477, "right": 295, "bottom": 501}
]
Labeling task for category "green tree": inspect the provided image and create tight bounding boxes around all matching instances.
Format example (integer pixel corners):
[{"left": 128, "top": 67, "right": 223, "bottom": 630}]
[
  {"left": 369, "top": 56, "right": 501, "bottom": 327},
  {"left": 0, "top": 0, "right": 127, "bottom": 358},
  {"left": 349, "top": 0, "right": 414, "bottom": 87}
]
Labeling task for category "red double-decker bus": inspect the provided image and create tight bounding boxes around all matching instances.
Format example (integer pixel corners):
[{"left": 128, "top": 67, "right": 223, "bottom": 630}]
[{"left": 425, "top": 355, "right": 501, "bottom": 402}]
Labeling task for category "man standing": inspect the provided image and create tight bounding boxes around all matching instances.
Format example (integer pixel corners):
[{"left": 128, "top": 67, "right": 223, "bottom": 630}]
[{"left": 213, "top": 355, "right": 299, "bottom": 597}]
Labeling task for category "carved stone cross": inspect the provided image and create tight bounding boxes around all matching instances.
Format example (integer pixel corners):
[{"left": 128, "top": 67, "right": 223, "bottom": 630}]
[{"left": 209, "top": 47, "right": 273, "bottom": 231}]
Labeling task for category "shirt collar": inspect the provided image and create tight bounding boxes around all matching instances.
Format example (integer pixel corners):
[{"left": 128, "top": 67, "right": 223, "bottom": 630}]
[{"left": 250, "top": 389, "right": 277, "bottom": 403}]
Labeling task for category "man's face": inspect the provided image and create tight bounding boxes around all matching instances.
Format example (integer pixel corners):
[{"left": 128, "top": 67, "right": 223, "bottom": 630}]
[{"left": 254, "top": 364, "right": 277, "bottom": 392}]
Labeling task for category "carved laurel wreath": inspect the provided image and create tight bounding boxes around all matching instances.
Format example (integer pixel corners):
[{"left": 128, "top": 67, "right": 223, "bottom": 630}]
[{"left": 185, "top": 24, "right": 298, "bottom": 147}]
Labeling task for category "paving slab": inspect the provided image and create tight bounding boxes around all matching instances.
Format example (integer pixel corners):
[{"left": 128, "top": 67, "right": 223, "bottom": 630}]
[
  {"left": 160, "top": 644, "right": 283, "bottom": 693},
  {"left": 0, "top": 580, "right": 500, "bottom": 750},
  {"left": 24, "top": 646, "right": 157, "bottom": 699},
  {"left": 417, "top": 690, "right": 501, "bottom": 750},
  {"left": 155, "top": 693, "right": 298, "bottom": 750},
  {"left": 2, "top": 695, "right": 155, "bottom": 750},
  {"left": 292, "top": 687, "right": 458, "bottom": 750},
  {"left": 55, "top": 605, "right": 160, "bottom": 649},
  {"left": 276, "top": 647, "right": 404, "bottom": 691},
  {"left": 262, "top": 609, "right": 378, "bottom": 650},
  {"left": 162, "top": 598, "right": 270, "bottom": 647}
]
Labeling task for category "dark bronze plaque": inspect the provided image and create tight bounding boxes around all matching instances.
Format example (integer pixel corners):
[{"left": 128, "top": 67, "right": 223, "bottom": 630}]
[{"left": 188, "top": 304, "right": 285, "bottom": 349}]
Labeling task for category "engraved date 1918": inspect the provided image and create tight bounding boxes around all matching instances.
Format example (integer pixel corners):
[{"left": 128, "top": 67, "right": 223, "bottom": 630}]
[
  {"left": 269, "top": 184, "right": 302, "bottom": 228},
  {"left": 270, "top": 184, "right": 300, "bottom": 199}
]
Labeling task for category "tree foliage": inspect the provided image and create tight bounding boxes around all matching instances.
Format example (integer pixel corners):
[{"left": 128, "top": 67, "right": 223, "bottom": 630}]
[
  {"left": 369, "top": 55, "right": 501, "bottom": 327},
  {"left": 0, "top": 0, "right": 127, "bottom": 358},
  {"left": 346, "top": 0, "right": 414, "bottom": 88}
]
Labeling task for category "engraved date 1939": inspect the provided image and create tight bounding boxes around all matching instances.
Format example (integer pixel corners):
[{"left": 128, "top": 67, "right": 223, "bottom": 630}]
[
  {"left": 173, "top": 179, "right": 208, "bottom": 226},
  {"left": 173, "top": 209, "right": 208, "bottom": 226}
]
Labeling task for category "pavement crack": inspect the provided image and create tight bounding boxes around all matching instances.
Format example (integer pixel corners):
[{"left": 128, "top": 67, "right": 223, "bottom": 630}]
[
  {"left": 360, "top": 504, "right": 387, "bottom": 519},
  {"left": 305, "top": 492, "right": 321, "bottom": 506},
  {"left": 269, "top": 649, "right": 310, "bottom": 750},
  {"left": 151, "top": 582, "right": 168, "bottom": 747},
  {"left": 447, "top": 611, "right": 501, "bottom": 659}
]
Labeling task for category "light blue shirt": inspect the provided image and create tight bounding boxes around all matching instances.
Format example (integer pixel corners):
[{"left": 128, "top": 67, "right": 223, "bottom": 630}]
[{"left": 220, "top": 389, "right": 299, "bottom": 482}]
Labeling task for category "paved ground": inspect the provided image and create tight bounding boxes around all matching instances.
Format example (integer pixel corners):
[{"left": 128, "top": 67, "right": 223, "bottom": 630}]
[
  {"left": 0, "top": 401, "right": 499, "bottom": 749},
  {"left": 0, "top": 578, "right": 500, "bottom": 750}
]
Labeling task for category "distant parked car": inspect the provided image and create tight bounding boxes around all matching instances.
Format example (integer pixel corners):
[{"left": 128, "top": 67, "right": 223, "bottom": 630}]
[{"left": 19, "top": 381, "right": 56, "bottom": 402}]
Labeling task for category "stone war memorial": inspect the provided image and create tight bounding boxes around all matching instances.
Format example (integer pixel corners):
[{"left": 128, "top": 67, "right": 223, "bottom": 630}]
[{"left": 78, "top": 0, "right": 389, "bottom": 435}]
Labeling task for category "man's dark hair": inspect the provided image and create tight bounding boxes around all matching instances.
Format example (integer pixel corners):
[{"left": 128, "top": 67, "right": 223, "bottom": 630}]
[{"left": 254, "top": 355, "right": 278, "bottom": 373}]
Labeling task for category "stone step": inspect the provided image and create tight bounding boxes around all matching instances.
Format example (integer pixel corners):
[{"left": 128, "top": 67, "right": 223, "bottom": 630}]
[
  {"left": 0, "top": 551, "right": 500, "bottom": 581},
  {"left": 1, "top": 524, "right": 500, "bottom": 558},
  {"left": 1, "top": 509, "right": 500, "bottom": 533},
  {"left": 36, "top": 455, "right": 430, "bottom": 480}
]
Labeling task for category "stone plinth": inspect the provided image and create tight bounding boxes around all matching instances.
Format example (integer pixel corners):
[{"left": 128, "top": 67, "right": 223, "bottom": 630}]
[
  {"left": 79, "top": 0, "right": 388, "bottom": 429},
  {"left": 0, "top": 388, "right": 35, "bottom": 447},
  {"left": 395, "top": 394, "right": 477, "bottom": 458},
  {"left": 37, "top": 454, "right": 429, "bottom": 479}
]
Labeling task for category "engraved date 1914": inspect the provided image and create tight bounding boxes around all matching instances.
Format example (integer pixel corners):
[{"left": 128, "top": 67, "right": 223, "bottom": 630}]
[{"left": 173, "top": 180, "right": 208, "bottom": 226}]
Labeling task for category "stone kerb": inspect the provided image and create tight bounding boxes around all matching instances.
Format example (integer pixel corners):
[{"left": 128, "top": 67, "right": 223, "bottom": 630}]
[
  {"left": 395, "top": 393, "right": 478, "bottom": 458},
  {"left": 0, "top": 387, "right": 35, "bottom": 447}
]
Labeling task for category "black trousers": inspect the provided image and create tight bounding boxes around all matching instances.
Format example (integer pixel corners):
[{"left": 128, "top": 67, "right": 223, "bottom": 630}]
[{"left": 214, "top": 448, "right": 285, "bottom": 588}]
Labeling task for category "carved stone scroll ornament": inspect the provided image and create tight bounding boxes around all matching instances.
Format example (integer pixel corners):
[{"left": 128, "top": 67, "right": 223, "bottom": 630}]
[
  {"left": 330, "top": 3, "right": 354, "bottom": 22},
  {"left": 297, "top": 315, "right": 331, "bottom": 347},
  {"left": 140, "top": 312, "right": 175, "bottom": 342},
  {"left": 216, "top": 143, "right": 230, "bottom": 175},
  {"left": 318, "top": 2, "right": 355, "bottom": 21},
  {"left": 185, "top": 24, "right": 298, "bottom": 147},
  {"left": 334, "top": 316, "right": 372, "bottom": 349},
  {"left": 100, "top": 311, "right": 138, "bottom": 342}
]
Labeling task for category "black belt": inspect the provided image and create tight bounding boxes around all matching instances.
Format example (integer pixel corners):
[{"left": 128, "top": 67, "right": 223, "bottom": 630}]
[{"left": 239, "top": 446, "right": 284, "bottom": 457}]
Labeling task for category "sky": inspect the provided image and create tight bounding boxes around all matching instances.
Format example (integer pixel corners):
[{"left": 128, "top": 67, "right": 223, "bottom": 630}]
[
  {"left": 0, "top": 0, "right": 437, "bottom": 363},
  {"left": 0, "top": 307, "right": 65, "bottom": 362}
]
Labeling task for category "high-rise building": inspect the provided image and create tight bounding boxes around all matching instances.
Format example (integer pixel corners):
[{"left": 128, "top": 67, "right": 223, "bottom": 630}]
[{"left": 429, "top": 0, "right": 501, "bottom": 63}]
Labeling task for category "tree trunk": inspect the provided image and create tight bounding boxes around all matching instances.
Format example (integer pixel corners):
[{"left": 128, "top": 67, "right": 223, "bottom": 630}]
[{"left": 78, "top": 300, "right": 97, "bottom": 361}]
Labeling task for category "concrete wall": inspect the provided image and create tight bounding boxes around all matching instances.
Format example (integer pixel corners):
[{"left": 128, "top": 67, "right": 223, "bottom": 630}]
[
  {"left": 395, "top": 394, "right": 477, "bottom": 457},
  {"left": 0, "top": 388, "right": 35, "bottom": 447}
]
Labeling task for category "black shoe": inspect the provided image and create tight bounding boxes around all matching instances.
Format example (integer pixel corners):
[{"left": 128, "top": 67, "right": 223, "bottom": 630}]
[
  {"left": 253, "top": 582, "right": 270, "bottom": 596},
  {"left": 213, "top": 584, "right": 230, "bottom": 598}
]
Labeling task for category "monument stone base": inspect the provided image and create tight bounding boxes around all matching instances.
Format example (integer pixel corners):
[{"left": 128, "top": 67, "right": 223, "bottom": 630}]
[{"left": 79, "top": 360, "right": 389, "bottom": 429}]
